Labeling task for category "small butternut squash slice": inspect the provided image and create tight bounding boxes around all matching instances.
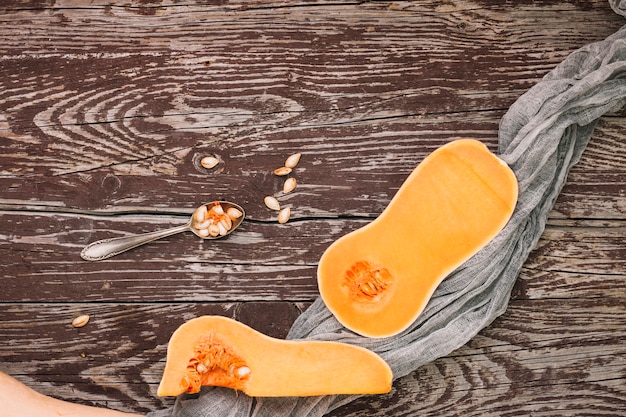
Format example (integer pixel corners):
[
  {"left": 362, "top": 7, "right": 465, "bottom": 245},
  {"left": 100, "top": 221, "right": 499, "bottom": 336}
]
[
  {"left": 318, "top": 139, "right": 518, "bottom": 338},
  {"left": 157, "top": 315, "right": 392, "bottom": 397}
]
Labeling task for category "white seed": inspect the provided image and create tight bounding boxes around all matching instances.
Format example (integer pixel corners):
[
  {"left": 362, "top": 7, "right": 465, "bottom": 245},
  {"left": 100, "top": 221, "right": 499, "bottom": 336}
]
[
  {"left": 283, "top": 177, "right": 297, "bottom": 194},
  {"left": 72, "top": 314, "right": 90, "bottom": 328},
  {"left": 217, "top": 222, "right": 228, "bottom": 236},
  {"left": 197, "top": 228, "right": 210, "bottom": 237},
  {"left": 226, "top": 207, "right": 243, "bottom": 220},
  {"left": 210, "top": 202, "right": 225, "bottom": 215},
  {"left": 236, "top": 366, "right": 251, "bottom": 378},
  {"left": 274, "top": 166, "right": 292, "bottom": 176},
  {"left": 277, "top": 207, "right": 291, "bottom": 224},
  {"left": 194, "top": 205, "right": 208, "bottom": 223},
  {"left": 208, "top": 224, "right": 220, "bottom": 237},
  {"left": 284, "top": 153, "right": 301, "bottom": 169},
  {"left": 200, "top": 156, "right": 219, "bottom": 169},
  {"left": 196, "top": 363, "right": 208, "bottom": 374},
  {"left": 264, "top": 196, "right": 281, "bottom": 211},
  {"left": 219, "top": 216, "right": 232, "bottom": 231},
  {"left": 195, "top": 219, "right": 211, "bottom": 230}
]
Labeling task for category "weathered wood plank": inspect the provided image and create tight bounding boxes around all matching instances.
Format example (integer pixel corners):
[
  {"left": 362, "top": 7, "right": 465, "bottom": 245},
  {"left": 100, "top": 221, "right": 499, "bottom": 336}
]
[
  {"left": 1, "top": 0, "right": 624, "bottom": 416},
  {"left": 1, "top": 2, "right": 622, "bottom": 180},
  {"left": 0, "top": 301, "right": 305, "bottom": 413},
  {"left": 0, "top": 114, "right": 624, "bottom": 220},
  {"left": 1, "top": 212, "right": 623, "bottom": 302},
  {"left": 2, "top": 298, "right": 623, "bottom": 416}
]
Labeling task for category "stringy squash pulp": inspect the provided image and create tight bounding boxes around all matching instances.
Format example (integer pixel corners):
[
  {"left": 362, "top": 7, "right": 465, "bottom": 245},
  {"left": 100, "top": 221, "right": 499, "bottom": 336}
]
[{"left": 318, "top": 139, "right": 518, "bottom": 338}]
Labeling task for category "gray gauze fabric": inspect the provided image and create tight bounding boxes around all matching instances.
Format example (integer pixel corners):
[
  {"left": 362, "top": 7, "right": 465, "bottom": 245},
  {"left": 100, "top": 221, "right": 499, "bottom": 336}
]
[{"left": 149, "top": 4, "right": 626, "bottom": 417}]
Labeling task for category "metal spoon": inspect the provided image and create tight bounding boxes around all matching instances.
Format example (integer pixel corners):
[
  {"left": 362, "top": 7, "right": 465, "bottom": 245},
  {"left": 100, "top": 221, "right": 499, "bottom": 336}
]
[{"left": 80, "top": 201, "right": 245, "bottom": 261}]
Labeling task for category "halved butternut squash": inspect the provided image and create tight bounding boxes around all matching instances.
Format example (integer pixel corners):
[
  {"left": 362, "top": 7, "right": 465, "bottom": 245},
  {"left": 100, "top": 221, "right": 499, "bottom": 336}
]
[
  {"left": 157, "top": 315, "right": 392, "bottom": 397},
  {"left": 318, "top": 139, "right": 518, "bottom": 338}
]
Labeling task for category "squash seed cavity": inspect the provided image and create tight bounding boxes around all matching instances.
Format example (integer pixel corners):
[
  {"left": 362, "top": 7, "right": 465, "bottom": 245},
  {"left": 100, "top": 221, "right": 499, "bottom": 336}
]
[
  {"left": 183, "top": 331, "right": 250, "bottom": 394},
  {"left": 342, "top": 260, "right": 393, "bottom": 302}
]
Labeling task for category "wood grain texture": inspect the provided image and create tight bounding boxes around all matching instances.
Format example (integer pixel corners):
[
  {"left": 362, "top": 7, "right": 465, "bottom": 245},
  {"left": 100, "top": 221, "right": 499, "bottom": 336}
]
[{"left": 0, "top": 0, "right": 624, "bottom": 416}]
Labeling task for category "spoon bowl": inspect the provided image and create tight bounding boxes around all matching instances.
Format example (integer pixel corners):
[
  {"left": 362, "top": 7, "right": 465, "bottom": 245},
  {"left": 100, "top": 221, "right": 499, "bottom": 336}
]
[{"left": 80, "top": 201, "right": 245, "bottom": 261}]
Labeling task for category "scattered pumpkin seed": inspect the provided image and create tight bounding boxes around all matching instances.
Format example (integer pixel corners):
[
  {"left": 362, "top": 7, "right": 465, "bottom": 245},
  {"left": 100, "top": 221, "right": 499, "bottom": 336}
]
[
  {"left": 274, "top": 166, "right": 292, "bottom": 176},
  {"left": 72, "top": 314, "right": 90, "bottom": 328},
  {"left": 200, "top": 156, "right": 219, "bottom": 170},
  {"left": 283, "top": 177, "right": 297, "bottom": 194},
  {"left": 277, "top": 207, "right": 291, "bottom": 224},
  {"left": 264, "top": 196, "right": 281, "bottom": 211},
  {"left": 284, "top": 153, "right": 301, "bottom": 169}
]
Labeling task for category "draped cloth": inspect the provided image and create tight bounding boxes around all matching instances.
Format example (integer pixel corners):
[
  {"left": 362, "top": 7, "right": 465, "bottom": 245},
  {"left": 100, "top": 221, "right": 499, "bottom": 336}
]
[{"left": 149, "top": 3, "right": 626, "bottom": 416}]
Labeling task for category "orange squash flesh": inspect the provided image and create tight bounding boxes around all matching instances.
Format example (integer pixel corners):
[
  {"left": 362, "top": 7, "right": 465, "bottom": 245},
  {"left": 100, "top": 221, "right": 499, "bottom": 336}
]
[
  {"left": 157, "top": 315, "right": 392, "bottom": 397},
  {"left": 318, "top": 139, "right": 518, "bottom": 338}
]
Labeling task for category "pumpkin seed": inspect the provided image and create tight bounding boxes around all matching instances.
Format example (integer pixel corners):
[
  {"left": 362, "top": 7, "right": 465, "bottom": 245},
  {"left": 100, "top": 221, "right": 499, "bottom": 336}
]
[
  {"left": 219, "top": 216, "right": 232, "bottom": 231},
  {"left": 217, "top": 222, "right": 229, "bottom": 236},
  {"left": 226, "top": 207, "right": 243, "bottom": 220},
  {"left": 72, "top": 314, "right": 90, "bottom": 328},
  {"left": 274, "top": 166, "right": 292, "bottom": 176},
  {"left": 208, "top": 224, "right": 220, "bottom": 237},
  {"left": 236, "top": 366, "right": 251, "bottom": 377},
  {"left": 200, "top": 156, "right": 219, "bottom": 170},
  {"left": 277, "top": 207, "right": 291, "bottom": 224},
  {"left": 264, "top": 196, "right": 280, "bottom": 211},
  {"left": 195, "top": 219, "right": 211, "bottom": 230},
  {"left": 211, "top": 202, "right": 225, "bottom": 215},
  {"left": 194, "top": 205, "right": 208, "bottom": 223},
  {"left": 283, "top": 177, "right": 297, "bottom": 194},
  {"left": 284, "top": 153, "right": 301, "bottom": 169}
]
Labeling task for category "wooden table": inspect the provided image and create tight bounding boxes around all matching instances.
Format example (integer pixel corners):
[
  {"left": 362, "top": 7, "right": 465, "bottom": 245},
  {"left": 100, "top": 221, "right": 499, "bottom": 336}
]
[{"left": 1, "top": 1, "right": 624, "bottom": 415}]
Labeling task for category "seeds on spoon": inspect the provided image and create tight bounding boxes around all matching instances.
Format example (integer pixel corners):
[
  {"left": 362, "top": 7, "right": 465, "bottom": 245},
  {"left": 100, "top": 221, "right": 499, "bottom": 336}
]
[
  {"left": 192, "top": 202, "right": 241, "bottom": 237},
  {"left": 264, "top": 196, "right": 281, "bottom": 211}
]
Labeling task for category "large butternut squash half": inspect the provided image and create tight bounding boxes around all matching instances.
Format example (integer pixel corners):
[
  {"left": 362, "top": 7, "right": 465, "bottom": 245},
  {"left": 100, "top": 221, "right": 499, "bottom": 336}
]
[
  {"left": 157, "top": 315, "right": 392, "bottom": 397},
  {"left": 318, "top": 139, "right": 518, "bottom": 338}
]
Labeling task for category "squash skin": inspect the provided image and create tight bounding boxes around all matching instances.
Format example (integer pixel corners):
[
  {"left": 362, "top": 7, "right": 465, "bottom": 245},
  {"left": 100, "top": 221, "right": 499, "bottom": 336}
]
[
  {"left": 157, "top": 315, "right": 392, "bottom": 397},
  {"left": 318, "top": 139, "right": 518, "bottom": 338}
]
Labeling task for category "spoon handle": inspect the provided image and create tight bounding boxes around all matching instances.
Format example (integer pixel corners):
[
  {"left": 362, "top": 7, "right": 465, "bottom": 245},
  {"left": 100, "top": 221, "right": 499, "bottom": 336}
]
[{"left": 80, "top": 223, "right": 191, "bottom": 261}]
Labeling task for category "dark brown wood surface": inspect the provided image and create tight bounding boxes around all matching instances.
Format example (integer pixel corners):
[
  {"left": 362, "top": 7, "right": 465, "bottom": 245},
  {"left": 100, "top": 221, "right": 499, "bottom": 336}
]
[{"left": 1, "top": 1, "right": 624, "bottom": 416}]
